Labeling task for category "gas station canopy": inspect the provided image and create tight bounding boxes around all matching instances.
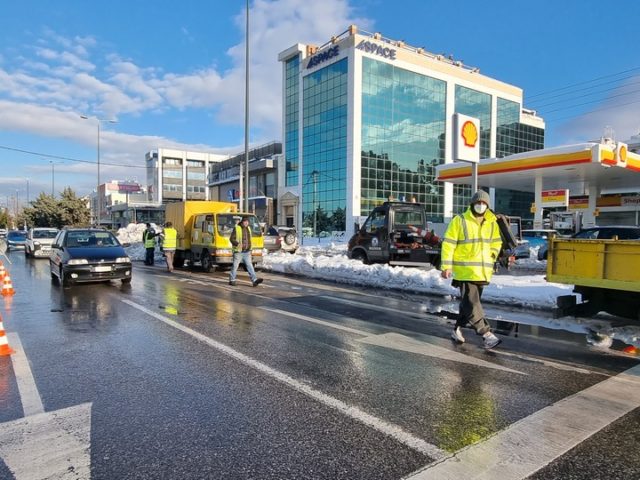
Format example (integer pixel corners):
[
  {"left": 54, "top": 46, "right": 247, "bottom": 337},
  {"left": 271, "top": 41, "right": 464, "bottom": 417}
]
[{"left": 436, "top": 142, "right": 640, "bottom": 228}]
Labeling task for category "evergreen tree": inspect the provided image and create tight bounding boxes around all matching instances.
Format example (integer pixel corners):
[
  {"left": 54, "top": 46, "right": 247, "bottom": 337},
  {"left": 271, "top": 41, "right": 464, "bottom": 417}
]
[
  {"left": 22, "top": 193, "right": 62, "bottom": 228},
  {"left": 59, "top": 187, "right": 90, "bottom": 227}
]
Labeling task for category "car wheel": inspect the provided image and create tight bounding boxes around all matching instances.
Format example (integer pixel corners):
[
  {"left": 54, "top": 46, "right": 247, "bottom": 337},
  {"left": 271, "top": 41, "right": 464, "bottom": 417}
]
[
  {"left": 59, "top": 267, "right": 70, "bottom": 288},
  {"left": 283, "top": 232, "right": 296, "bottom": 245},
  {"left": 201, "top": 251, "right": 212, "bottom": 273},
  {"left": 351, "top": 249, "right": 369, "bottom": 265}
]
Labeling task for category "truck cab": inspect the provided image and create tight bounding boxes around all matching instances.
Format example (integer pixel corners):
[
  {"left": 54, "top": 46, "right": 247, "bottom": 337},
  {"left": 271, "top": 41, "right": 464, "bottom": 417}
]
[{"left": 347, "top": 202, "right": 440, "bottom": 268}]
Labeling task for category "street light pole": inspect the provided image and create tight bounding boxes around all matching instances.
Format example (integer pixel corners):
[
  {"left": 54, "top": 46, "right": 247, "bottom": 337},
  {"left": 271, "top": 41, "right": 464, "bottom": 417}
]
[
  {"left": 50, "top": 161, "right": 54, "bottom": 197},
  {"left": 244, "top": 0, "right": 250, "bottom": 213}
]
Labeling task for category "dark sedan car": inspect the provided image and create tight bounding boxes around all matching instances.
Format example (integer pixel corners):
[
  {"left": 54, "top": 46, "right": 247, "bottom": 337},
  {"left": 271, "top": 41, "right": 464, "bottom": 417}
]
[
  {"left": 49, "top": 228, "right": 132, "bottom": 286},
  {"left": 6, "top": 230, "right": 27, "bottom": 250}
]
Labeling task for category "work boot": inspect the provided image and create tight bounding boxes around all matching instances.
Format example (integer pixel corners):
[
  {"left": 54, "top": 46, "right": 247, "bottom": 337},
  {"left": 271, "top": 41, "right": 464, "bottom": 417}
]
[
  {"left": 483, "top": 332, "right": 501, "bottom": 349},
  {"left": 451, "top": 327, "right": 465, "bottom": 344},
  {"left": 229, "top": 281, "right": 236, "bottom": 286},
  {"left": 252, "top": 278, "right": 263, "bottom": 287}
]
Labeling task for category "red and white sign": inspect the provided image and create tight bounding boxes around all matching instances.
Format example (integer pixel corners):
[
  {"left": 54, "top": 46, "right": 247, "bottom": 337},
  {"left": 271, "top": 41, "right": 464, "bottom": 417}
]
[
  {"left": 453, "top": 113, "right": 480, "bottom": 163},
  {"left": 541, "top": 189, "right": 569, "bottom": 208}
]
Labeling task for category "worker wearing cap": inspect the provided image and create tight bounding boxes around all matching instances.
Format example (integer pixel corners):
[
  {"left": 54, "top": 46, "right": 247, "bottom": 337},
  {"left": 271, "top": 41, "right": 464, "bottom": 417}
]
[
  {"left": 229, "top": 216, "right": 263, "bottom": 287},
  {"left": 441, "top": 190, "right": 503, "bottom": 349}
]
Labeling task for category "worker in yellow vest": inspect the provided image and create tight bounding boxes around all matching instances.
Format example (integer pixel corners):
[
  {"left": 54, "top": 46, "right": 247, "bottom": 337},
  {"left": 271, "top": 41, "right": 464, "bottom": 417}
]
[
  {"left": 143, "top": 223, "right": 157, "bottom": 266},
  {"left": 441, "top": 190, "right": 503, "bottom": 349},
  {"left": 161, "top": 221, "right": 178, "bottom": 273}
]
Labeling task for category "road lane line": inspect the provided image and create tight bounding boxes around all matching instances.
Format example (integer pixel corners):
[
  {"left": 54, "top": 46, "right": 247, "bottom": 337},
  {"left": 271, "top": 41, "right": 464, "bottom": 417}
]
[
  {"left": 119, "top": 297, "right": 447, "bottom": 460},
  {"left": 260, "top": 307, "right": 370, "bottom": 336},
  {"left": 319, "top": 295, "right": 425, "bottom": 319},
  {"left": 7, "top": 333, "right": 44, "bottom": 416},
  {"left": 404, "top": 363, "right": 640, "bottom": 480}
]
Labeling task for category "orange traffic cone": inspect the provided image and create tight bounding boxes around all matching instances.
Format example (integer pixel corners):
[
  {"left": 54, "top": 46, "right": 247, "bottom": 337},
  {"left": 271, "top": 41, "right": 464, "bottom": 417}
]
[
  {"left": 1, "top": 274, "right": 15, "bottom": 296},
  {"left": 0, "top": 263, "right": 6, "bottom": 280},
  {"left": 622, "top": 345, "right": 638, "bottom": 355},
  {"left": 0, "top": 315, "right": 14, "bottom": 356}
]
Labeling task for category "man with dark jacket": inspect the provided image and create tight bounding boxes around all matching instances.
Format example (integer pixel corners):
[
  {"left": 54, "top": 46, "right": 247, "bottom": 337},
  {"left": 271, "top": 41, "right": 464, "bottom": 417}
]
[
  {"left": 143, "top": 223, "right": 156, "bottom": 265},
  {"left": 229, "top": 216, "right": 263, "bottom": 287}
]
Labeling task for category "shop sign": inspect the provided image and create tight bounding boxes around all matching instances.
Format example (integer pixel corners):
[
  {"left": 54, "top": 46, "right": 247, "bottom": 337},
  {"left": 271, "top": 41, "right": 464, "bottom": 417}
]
[
  {"left": 541, "top": 189, "right": 569, "bottom": 208},
  {"left": 307, "top": 46, "right": 339, "bottom": 69},
  {"left": 356, "top": 40, "right": 397, "bottom": 60}
]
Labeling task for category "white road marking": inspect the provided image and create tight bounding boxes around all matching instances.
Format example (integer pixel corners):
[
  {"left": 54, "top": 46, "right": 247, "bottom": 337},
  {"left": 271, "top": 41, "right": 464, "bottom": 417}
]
[
  {"left": 0, "top": 403, "right": 92, "bottom": 480},
  {"left": 7, "top": 333, "right": 44, "bottom": 416},
  {"left": 119, "top": 298, "right": 447, "bottom": 460},
  {"left": 320, "top": 295, "right": 425, "bottom": 318},
  {"left": 405, "top": 363, "right": 640, "bottom": 480},
  {"left": 359, "top": 333, "right": 525, "bottom": 375},
  {"left": 260, "top": 308, "right": 525, "bottom": 375}
]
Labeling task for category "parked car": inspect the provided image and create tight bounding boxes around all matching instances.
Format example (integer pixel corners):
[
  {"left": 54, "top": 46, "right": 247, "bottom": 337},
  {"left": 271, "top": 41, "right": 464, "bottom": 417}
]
[
  {"left": 537, "top": 225, "right": 640, "bottom": 260},
  {"left": 0, "top": 228, "right": 7, "bottom": 238},
  {"left": 25, "top": 227, "right": 59, "bottom": 258},
  {"left": 49, "top": 228, "right": 132, "bottom": 286},
  {"left": 6, "top": 230, "right": 27, "bottom": 250},
  {"left": 263, "top": 226, "right": 298, "bottom": 253},
  {"left": 522, "top": 229, "right": 558, "bottom": 249}
]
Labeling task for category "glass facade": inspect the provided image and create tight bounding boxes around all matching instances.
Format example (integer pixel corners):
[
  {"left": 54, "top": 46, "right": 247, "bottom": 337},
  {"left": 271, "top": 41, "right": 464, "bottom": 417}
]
[
  {"left": 495, "top": 97, "right": 545, "bottom": 221},
  {"left": 302, "top": 58, "right": 348, "bottom": 234},
  {"left": 361, "top": 58, "right": 447, "bottom": 221},
  {"left": 285, "top": 55, "right": 300, "bottom": 186},
  {"left": 453, "top": 85, "right": 492, "bottom": 214}
]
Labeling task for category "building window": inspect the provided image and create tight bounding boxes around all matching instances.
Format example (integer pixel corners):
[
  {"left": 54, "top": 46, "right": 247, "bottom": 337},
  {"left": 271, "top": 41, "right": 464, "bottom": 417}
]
[
  {"left": 285, "top": 55, "right": 300, "bottom": 187},
  {"left": 187, "top": 171, "right": 206, "bottom": 180},
  {"left": 361, "top": 57, "right": 446, "bottom": 221},
  {"left": 186, "top": 160, "right": 204, "bottom": 167},
  {"left": 163, "top": 157, "right": 182, "bottom": 166},
  {"left": 302, "top": 57, "right": 348, "bottom": 234},
  {"left": 163, "top": 170, "right": 182, "bottom": 179}
]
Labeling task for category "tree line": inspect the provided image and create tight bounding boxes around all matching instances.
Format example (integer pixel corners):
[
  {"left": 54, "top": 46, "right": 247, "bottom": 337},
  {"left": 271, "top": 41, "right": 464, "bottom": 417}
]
[{"left": 1, "top": 188, "right": 90, "bottom": 230}]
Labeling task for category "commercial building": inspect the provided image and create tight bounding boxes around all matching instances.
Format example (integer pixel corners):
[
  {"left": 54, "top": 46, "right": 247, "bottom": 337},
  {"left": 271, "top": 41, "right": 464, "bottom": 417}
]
[
  {"left": 279, "top": 26, "right": 544, "bottom": 236},
  {"left": 145, "top": 148, "right": 227, "bottom": 204}
]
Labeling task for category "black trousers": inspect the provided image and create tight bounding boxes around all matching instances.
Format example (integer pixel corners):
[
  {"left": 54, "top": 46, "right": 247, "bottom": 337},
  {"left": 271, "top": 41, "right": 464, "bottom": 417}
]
[
  {"left": 456, "top": 281, "right": 490, "bottom": 335},
  {"left": 145, "top": 247, "right": 155, "bottom": 265}
]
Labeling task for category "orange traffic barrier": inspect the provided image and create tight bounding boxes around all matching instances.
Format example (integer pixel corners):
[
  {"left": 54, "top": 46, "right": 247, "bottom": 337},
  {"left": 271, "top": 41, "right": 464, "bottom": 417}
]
[
  {"left": 0, "top": 315, "right": 14, "bottom": 356},
  {"left": 1, "top": 274, "right": 15, "bottom": 296}
]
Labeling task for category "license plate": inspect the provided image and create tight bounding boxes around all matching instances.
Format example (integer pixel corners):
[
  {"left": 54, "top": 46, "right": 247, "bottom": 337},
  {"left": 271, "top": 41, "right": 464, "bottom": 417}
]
[{"left": 93, "top": 266, "right": 112, "bottom": 272}]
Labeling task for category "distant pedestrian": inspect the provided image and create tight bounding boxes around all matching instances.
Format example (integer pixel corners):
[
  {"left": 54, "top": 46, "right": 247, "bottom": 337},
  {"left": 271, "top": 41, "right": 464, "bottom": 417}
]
[
  {"left": 143, "top": 223, "right": 157, "bottom": 266},
  {"left": 161, "top": 221, "right": 177, "bottom": 273},
  {"left": 441, "top": 190, "right": 503, "bottom": 349},
  {"left": 229, "top": 216, "right": 263, "bottom": 287}
]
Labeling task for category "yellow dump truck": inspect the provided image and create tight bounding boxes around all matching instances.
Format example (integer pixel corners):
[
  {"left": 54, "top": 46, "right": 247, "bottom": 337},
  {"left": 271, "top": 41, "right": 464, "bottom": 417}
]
[
  {"left": 547, "top": 237, "right": 640, "bottom": 319},
  {"left": 164, "top": 201, "right": 263, "bottom": 272}
]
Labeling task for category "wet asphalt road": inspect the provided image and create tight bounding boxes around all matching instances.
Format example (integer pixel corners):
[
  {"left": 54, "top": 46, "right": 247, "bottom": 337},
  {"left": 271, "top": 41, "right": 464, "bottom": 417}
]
[{"left": 0, "top": 250, "right": 639, "bottom": 479}]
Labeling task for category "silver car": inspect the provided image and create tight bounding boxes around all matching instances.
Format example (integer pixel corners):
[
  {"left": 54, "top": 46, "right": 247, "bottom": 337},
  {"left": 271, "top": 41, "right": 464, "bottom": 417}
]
[
  {"left": 263, "top": 226, "right": 298, "bottom": 253},
  {"left": 25, "top": 227, "right": 59, "bottom": 258}
]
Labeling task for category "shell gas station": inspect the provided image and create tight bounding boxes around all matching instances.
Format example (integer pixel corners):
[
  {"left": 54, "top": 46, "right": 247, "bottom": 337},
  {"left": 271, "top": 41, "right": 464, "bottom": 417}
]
[{"left": 436, "top": 139, "right": 640, "bottom": 229}]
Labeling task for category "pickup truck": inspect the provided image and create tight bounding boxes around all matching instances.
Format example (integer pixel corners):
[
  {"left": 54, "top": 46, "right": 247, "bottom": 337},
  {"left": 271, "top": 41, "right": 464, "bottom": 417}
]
[{"left": 347, "top": 201, "right": 441, "bottom": 268}]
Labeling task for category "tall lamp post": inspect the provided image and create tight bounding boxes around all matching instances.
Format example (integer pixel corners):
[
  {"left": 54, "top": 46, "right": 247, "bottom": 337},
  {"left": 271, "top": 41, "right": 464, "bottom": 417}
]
[
  {"left": 50, "top": 161, "right": 55, "bottom": 197},
  {"left": 80, "top": 115, "right": 117, "bottom": 225},
  {"left": 244, "top": 0, "right": 250, "bottom": 212}
]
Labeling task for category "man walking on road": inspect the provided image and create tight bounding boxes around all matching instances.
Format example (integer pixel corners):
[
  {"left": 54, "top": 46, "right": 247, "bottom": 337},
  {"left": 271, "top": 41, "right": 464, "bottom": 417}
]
[
  {"left": 143, "top": 223, "right": 157, "bottom": 266},
  {"left": 229, "top": 216, "right": 263, "bottom": 287},
  {"left": 441, "top": 190, "right": 503, "bottom": 349},
  {"left": 161, "top": 221, "right": 177, "bottom": 273}
]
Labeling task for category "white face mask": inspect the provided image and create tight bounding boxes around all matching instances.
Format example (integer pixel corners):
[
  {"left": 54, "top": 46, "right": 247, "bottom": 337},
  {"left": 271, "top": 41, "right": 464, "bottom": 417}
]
[{"left": 473, "top": 203, "right": 488, "bottom": 215}]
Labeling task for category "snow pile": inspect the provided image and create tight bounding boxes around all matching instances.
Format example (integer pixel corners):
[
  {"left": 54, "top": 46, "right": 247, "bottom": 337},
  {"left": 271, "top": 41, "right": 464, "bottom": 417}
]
[{"left": 116, "top": 223, "right": 148, "bottom": 244}]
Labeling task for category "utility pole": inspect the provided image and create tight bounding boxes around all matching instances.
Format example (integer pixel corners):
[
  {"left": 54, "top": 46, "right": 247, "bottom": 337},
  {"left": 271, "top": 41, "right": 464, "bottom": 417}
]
[{"left": 243, "top": 0, "right": 250, "bottom": 213}]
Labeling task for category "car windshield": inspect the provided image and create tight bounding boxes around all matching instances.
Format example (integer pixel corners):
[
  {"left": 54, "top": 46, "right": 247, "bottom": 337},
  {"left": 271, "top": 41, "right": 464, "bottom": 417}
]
[
  {"left": 65, "top": 231, "right": 119, "bottom": 248},
  {"left": 8, "top": 231, "right": 26, "bottom": 241},
  {"left": 393, "top": 210, "right": 424, "bottom": 230},
  {"left": 34, "top": 230, "right": 58, "bottom": 239},
  {"left": 217, "top": 214, "right": 262, "bottom": 237}
]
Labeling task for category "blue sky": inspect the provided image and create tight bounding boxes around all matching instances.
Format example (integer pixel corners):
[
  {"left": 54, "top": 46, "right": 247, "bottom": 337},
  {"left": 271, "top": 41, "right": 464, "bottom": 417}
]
[{"left": 2, "top": 0, "right": 640, "bottom": 209}]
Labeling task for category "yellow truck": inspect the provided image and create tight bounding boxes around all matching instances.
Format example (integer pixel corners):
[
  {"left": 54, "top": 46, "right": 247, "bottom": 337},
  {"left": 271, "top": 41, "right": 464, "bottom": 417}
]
[
  {"left": 547, "top": 237, "right": 640, "bottom": 319},
  {"left": 164, "top": 201, "right": 263, "bottom": 272}
]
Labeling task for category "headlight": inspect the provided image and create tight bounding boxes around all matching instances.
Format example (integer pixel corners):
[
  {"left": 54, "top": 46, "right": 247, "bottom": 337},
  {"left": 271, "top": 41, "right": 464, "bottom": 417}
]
[
  {"left": 115, "top": 257, "right": 131, "bottom": 263},
  {"left": 67, "top": 259, "right": 88, "bottom": 265},
  {"left": 34, "top": 241, "right": 40, "bottom": 246}
]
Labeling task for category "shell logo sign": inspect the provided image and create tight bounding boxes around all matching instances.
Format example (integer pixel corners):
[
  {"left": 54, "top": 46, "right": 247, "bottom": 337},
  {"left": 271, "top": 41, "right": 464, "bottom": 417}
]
[
  {"left": 453, "top": 113, "right": 480, "bottom": 163},
  {"left": 461, "top": 121, "right": 478, "bottom": 147},
  {"left": 616, "top": 142, "right": 628, "bottom": 166}
]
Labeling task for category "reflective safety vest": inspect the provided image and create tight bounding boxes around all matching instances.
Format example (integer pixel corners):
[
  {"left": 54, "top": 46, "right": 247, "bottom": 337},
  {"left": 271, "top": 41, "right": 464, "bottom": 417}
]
[
  {"left": 440, "top": 208, "right": 502, "bottom": 282},
  {"left": 143, "top": 230, "right": 155, "bottom": 248},
  {"left": 162, "top": 228, "right": 177, "bottom": 249},
  {"left": 232, "top": 224, "right": 251, "bottom": 253}
]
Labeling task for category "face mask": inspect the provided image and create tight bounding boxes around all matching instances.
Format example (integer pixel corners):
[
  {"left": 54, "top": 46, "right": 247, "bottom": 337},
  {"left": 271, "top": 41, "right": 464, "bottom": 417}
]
[{"left": 473, "top": 203, "right": 488, "bottom": 215}]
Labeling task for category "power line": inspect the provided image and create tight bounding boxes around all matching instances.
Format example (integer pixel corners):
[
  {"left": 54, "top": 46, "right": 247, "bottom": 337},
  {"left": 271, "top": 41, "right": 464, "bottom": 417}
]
[
  {"left": 540, "top": 86, "right": 640, "bottom": 115},
  {"left": 528, "top": 77, "right": 640, "bottom": 108},
  {"left": 526, "top": 66, "right": 640, "bottom": 99},
  {"left": 544, "top": 96, "right": 640, "bottom": 124},
  {"left": 0, "top": 145, "right": 145, "bottom": 168}
]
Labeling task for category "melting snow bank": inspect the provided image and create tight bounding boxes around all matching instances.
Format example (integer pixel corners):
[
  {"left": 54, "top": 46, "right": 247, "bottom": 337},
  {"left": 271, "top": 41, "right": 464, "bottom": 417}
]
[{"left": 262, "top": 250, "right": 573, "bottom": 311}]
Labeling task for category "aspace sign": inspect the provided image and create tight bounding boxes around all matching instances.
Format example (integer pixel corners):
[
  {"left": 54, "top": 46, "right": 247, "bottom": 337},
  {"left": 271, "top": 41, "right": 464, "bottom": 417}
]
[
  {"left": 355, "top": 40, "right": 397, "bottom": 60},
  {"left": 307, "top": 46, "right": 340, "bottom": 69}
]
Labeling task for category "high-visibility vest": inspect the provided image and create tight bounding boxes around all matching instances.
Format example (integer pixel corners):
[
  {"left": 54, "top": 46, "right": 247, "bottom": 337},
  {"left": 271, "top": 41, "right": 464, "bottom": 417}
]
[
  {"left": 143, "top": 230, "right": 155, "bottom": 248},
  {"left": 163, "top": 228, "right": 177, "bottom": 249},
  {"left": 440, "top": 208, "right": 502, "bottom": 282},
  {"left": 232, "top": 225, "right": 251, "bottom": 253}
]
